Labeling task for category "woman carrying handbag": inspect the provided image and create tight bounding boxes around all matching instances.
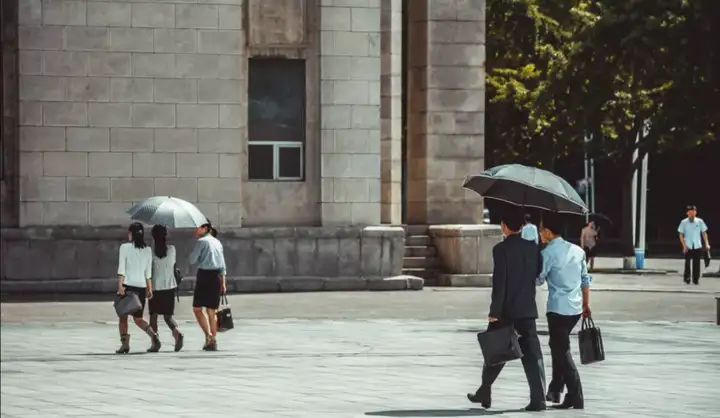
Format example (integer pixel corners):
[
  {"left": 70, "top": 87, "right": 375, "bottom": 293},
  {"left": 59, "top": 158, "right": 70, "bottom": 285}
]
[
  {"left": 148, "top": 225, "right": 184, "bottom": 352},
  {"left": 116, "top": 223, "right": 161, "bottom": 354},
  {"left": 189, "top": 222, "right": 227, "bottom": 351}
]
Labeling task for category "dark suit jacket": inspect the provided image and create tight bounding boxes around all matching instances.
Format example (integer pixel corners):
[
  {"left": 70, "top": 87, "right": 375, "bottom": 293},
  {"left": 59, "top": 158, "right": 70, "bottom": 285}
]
[{"left": 489, "top": 234, "right": 542, "bottom": 320}]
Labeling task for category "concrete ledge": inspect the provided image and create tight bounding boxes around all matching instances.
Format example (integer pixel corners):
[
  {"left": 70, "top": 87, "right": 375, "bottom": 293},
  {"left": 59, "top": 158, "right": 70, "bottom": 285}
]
[
  {"left": 1, "top": 225, "right": 405, "bottom": 285},
  {"left": 437, "top": 274, "right": 492, "bottom": 287},
  {"left": 0, "top": 275, "right": 424, "bottom": 295},
  {"left": 429, "top": 224, "right": 502, "bottom": 277},
  {"left": 591, "top": 268, "right": 675, "bottom": 276}
]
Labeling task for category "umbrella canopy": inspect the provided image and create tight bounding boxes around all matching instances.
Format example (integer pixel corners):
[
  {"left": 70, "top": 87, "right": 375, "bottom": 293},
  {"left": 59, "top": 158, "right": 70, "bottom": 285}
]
[
  {"left": 126, "top": 196, "right": 208, "bottom": 228},
  {"left": 590, "top": 213, "right": 613, "bottom": 227},
  {"left": 463, "top": 164, "right": 588, "bottom": 215}
]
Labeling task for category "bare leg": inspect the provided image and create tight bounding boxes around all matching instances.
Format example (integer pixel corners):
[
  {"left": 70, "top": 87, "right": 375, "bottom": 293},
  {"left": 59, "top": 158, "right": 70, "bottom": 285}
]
[
  {"left": 163, "top": 314, "right": 180, "bottom": 338},
  {"left": 116, "top": 316, "right": 130, "bottom": 354},
  {"left": 206, "top": 308, "right": 218, "bottom": 338},
  {"left": 134, "top": 317, "right": 161, "bottom": 352},
  {"left": 119, "top": 315, "right": 129, "bottom": 335},
  {"left": 193, "top": 307, "right": 210, "bottom": 341},
  {"left": 149, "top": 313, "right": 159, "bottom": 334},
  {"left": 589, "top": 257, "right": 595, "bottom": 270}
]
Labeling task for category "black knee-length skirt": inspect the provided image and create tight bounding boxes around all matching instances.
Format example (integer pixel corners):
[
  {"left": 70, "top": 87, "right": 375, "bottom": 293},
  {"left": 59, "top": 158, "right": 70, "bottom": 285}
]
[
  {"left": 148, "top": 289, "right": 176, "bottom": 315},
  {"left": 193, "top": 269, "right": 221, "bottom": 309}
]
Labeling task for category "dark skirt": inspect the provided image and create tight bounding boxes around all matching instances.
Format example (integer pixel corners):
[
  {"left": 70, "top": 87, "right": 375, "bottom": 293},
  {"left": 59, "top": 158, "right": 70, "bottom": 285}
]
[
  {"left": 192, "top": 269, "right": 221, "bottom": 309},
  {"left": 123, "top": 285, "right": 146, "bottom": 318},
  {"left": 148, "top": 289, "right": 176, "bottom": 315},
  {"left": 584, "top": 246, "right": 597, "bottom": 259}
]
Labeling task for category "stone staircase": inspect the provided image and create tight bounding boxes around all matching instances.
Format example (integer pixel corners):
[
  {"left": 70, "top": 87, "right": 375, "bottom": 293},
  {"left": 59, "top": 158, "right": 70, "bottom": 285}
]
[{"left": 402, "top": 225, "right": 441, "bottom": 286}]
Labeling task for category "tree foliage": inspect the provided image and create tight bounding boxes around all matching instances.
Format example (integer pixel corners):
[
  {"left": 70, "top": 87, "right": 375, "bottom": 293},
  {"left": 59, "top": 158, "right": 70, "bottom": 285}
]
[
  {"left": 486, "top": 0, "right": 719, "bottom": 253},
  {"left": 486, "top": 0, "right": 719, "bottom": 168}
]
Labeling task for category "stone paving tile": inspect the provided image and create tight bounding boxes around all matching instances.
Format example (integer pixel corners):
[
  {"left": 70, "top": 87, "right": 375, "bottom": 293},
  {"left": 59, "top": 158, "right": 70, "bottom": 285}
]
[{"left": 1, "top": 320, "right": 719, "bottom": 418}]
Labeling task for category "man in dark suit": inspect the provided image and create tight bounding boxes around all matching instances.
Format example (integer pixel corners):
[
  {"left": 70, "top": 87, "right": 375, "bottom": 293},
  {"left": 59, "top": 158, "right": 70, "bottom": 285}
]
[{"left": 468, "top": 208, "right": 546, "bottom": 411}]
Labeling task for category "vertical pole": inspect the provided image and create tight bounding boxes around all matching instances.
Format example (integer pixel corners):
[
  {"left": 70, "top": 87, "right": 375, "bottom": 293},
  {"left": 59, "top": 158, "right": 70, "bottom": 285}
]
[
  {"left": 631, "top": 134, "right": 639, "bottom": 249},
  {"left": 584, "top": 149, "right": 590, "bottom": 224},
  {"left": 638, "top": 122, "right": 650, "bottom": 259},
  {"left": 590, "top": 158, "right": 596, "bottom": 214}
]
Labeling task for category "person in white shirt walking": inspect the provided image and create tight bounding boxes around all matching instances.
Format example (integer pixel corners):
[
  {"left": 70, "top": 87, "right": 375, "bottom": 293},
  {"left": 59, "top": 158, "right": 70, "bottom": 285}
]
[
  {"left": 521, "top": 214, "right": 539, "bottom": 244},
  {"left": 580, "top": 221, "right": 599, "bottom": 271},
  {"left": 148, "top": 225, "right": 184, "bottom": 352},
  {"left": 677, "top": 205, "right": 711, "bottom": 285},
  {"left": 116, "top": 223, "right": 161, "bottom": 354}
]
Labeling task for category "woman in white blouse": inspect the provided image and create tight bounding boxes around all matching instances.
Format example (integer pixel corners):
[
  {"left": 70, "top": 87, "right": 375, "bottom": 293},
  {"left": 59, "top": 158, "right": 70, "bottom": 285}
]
[
  {"left": 116, "top": 222, "right": 161, "bottom": 354},
  {"left": 149, "top": 225, "right": 184, "bottom": 352}
]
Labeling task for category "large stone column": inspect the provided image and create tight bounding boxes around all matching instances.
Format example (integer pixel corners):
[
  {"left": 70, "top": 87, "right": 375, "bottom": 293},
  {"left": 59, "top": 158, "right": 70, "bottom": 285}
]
[
  {"left": 406, "top": 0, "right": 486, "bottom": 224},
  {"left": 380, "top": 0, "right": 402, "bottom": 225},
  {"left": 319, "top": 0, "right": 382, "bottom": 226}
]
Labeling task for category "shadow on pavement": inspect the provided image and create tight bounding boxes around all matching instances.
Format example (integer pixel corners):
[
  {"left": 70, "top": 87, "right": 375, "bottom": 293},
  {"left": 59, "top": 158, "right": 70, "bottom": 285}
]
[{"left": 366, "top": 409, "right": 523, "bottom": 417}]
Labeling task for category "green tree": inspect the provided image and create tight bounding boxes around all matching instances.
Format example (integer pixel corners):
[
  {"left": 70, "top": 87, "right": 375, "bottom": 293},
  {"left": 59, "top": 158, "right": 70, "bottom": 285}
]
[{"left": 486, "top": 0, "right": 719, "bottom": 254}]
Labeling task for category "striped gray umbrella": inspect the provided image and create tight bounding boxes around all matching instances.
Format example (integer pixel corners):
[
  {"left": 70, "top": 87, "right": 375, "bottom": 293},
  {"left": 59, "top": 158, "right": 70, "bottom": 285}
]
[{"left": 126, "top": 196, "right": 208, "bottom": 228}]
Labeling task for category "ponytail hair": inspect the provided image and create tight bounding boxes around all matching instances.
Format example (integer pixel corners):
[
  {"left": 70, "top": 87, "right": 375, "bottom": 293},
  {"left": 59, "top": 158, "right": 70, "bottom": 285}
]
[
  {"left": 151, "top": 224, "right": 168, "bottom": 258},
  {"left": 210, "top": 227, "right": 218, "bottom": 237},
  {"left": 128, "top": 222, "right": 146, "bottom": 249}
]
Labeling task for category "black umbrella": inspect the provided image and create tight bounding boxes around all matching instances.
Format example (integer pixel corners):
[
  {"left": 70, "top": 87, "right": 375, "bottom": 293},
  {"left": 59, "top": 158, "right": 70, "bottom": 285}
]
[
  {"left": 590, "top": 213, "right": 613, "bottom": 227},
  {"left": 463, "top": 164, "right": 588, "bottom": 215}
]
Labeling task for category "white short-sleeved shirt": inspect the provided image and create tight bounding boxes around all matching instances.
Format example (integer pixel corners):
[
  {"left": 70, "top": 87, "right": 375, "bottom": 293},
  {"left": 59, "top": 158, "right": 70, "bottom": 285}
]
[
  {"left": 117, "top": 243, "right": 153, "bottom": 288},
  {"left": 677, "top": 217, "right": 708, "bottom": 250},
  {"left": 151, "top": 245, "right": 177, "bottom": 291}
]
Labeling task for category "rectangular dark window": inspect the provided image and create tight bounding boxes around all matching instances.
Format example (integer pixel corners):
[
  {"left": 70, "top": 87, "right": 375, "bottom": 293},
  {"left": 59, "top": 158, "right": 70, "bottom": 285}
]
[{"left": 248, "top": 57, "right": 305, "bottom": 181}]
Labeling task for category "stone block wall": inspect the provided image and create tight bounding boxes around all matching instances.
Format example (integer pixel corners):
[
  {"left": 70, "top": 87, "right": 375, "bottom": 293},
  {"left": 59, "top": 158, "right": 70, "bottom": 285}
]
[
  {"left": 406, "top": 0, "right": 486, "bottom": 224},
  {"left": 17, "top": 0, "right": 245, "bottom": 227},
  {"left": 319, "top": 0, "right": 382, "bottom": 225},
  {"left": 0, "top": 225, "right": 409, "bottom": 293}
]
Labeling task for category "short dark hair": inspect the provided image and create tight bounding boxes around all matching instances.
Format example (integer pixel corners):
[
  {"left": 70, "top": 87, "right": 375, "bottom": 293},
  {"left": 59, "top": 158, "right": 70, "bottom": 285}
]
[
  {"left": 524, "top": 213, "right": 532, "bottom": 223},
  {"left": 541, "top": 212, "right": 565, "bottom": 236},
  {"left": 500, "top": 207, "right": 523, "bottom": 232},
  {"left": 686, "top": 205, "right": 697, "bottom": 211}
]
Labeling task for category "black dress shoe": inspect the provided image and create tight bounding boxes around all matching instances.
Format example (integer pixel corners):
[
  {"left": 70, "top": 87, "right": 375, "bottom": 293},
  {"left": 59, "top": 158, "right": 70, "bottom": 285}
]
[
  {"left": 525, "top": 403, "right": 547, "bottom": 411},
  {"left": 552, "top": 396, "right": 584, "bottom": 410},
  {"left": 684, "top": 278, "right": 691, "bottom": 284},
  {"left": 466, "top": 387, "right": 491, "bottom": 409},
  {"left": 546, "top": 391, "right": 561, "bottom": 404}
]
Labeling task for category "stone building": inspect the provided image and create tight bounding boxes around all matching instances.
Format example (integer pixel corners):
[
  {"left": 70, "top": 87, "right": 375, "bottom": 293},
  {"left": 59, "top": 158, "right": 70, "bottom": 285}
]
[{"left": 1, "top": 0, "right": 497, "bottom": 293}]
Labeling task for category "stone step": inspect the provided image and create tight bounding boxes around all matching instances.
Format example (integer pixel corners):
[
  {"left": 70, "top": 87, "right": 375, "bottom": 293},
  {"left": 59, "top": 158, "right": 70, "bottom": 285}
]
[
  {"left": 404, "top": 225, "right": 429, "bottom": 236},
  {"left": 402, "top": 256, "right": 441, "bottom": 269},
  {"left": 406, "top": 235, "right": 431, "bottom": 246},
  {"left": 401, "top": 268, "right": 439, "bottom": 286},
  {"left": 404, "top": 245, "right": 437, "bottom": 258}
]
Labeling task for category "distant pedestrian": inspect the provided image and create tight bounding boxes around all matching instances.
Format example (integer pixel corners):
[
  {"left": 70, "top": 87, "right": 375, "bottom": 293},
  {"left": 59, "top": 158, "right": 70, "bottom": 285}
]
[
  {"left": 678, "top": 205, "right": 710, "bottom": 285},
  {"left": 521, "top": 214, "right": 539, "bottom": 244},
  {"left": 189, "top": 222, "right": 227, "bottom": 351},
  {"left": 580, "top": 220, "right": 599, "bottom": 271},
  {"left": 116, "top": 223, "right": 161, "bottom": 354},
  {"left": 148, "top": 225, "right": 184, "bottom": 352},
  {"left": 467, "top": 207, "right": 546, "bottom": 411},
  {"left": 536, "top": 213, "right": 591, "bottom": 410}
]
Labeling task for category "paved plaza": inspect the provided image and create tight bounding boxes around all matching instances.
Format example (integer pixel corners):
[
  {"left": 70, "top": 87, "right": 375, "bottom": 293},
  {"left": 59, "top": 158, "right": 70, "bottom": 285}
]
[
  {"left": 1, "top": 319, "right": 719, "bottom": 418},
  {"left": 2, "top": 280, "right": 720, "bottom": 418}
]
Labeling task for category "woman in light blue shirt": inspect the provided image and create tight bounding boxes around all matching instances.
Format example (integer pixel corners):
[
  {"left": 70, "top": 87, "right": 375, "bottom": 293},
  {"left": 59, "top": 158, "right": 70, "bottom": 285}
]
[
  {"left": 189, "top": 221, "right": 227, "bottom": 351},
  {"left": 536, "top": 213, "right": 592, "bottom": 410}
]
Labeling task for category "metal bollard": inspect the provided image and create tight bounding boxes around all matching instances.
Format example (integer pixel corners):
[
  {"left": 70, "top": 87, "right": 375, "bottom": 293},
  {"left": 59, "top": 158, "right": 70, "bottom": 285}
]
[{"left": 717, "top": 296, "right": 720, "bottom": 326}]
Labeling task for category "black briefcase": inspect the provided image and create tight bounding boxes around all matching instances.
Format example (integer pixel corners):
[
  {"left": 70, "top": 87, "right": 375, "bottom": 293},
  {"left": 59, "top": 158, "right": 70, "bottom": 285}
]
[
  {"left": 578, "top": 316, "right": 605, "bottom": 365},
  {"left": 216, "top": 295, "right": 234, "bottom": 332},
  {"left": 476, "top": 325, "right": 523, "bottom": 366}
]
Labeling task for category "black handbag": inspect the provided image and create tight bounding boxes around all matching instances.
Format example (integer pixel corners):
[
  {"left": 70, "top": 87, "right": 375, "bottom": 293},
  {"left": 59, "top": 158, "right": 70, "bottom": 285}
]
[
  {"left": 578, "top": 316, "right": 605, "bottom": 365},
  {"left": 216, "top": 295, "right": 234, "bottom": 332},
  {"left": 703, "top": 249, "right": 711, "bottom": 268},
  {"left": 113, "top": 292, "right": 142, "bottom": 317},
  {"left": 173, "top": 264, "right": 183, "bottom": 301},
  {"left": 477, "top": 325, "right": 523, "bottom": 366}
]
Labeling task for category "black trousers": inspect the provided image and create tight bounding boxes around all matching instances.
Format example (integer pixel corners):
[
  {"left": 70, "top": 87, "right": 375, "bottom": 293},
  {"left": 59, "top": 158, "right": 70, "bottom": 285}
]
[
  {"left": 479, "top": 318, "right": 546, "bottom": 404},
  {"left": 547, "top": 313, "right": 583, "bottom": 401},
  {"left": 684, "top": 249, "right": 702, "bottom": 282}
]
